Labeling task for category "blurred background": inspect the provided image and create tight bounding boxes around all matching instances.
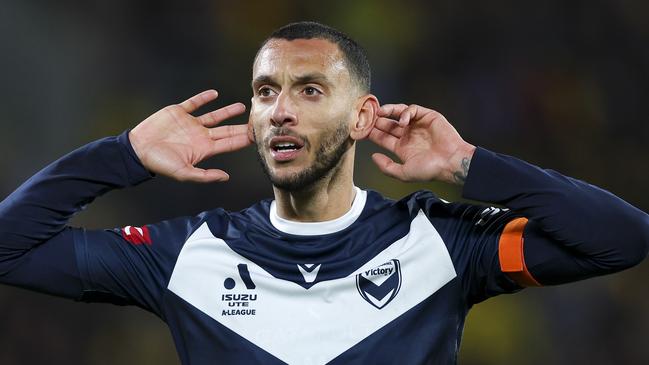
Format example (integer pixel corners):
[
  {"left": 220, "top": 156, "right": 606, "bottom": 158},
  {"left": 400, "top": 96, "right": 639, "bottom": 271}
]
[{"left": 1, "top": 0, "right": 648, "bottom": 364}]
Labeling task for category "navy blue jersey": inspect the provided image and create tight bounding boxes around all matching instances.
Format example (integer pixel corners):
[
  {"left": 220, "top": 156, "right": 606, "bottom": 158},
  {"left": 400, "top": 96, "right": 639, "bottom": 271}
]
[{"left": 0, "top": 132, "right": 647, "bottom": 364}]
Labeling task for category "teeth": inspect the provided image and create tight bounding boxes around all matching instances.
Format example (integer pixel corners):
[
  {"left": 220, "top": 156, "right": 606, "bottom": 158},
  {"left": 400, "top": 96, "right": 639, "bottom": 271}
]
[{"left": 274, "top": 142, "right": 299, "bottom": 151}]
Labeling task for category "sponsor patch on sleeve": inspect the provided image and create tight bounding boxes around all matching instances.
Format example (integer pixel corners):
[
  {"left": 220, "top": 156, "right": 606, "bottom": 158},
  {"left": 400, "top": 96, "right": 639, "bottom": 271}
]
[{"left": 120, "top": 225, "right": 152, "bottom": 245}]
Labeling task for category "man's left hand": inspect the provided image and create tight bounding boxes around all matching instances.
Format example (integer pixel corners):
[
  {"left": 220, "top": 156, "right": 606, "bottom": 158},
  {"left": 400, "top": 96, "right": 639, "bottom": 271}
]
[{"left": 368, "top": 104, "right": 476, "bottom": 185}]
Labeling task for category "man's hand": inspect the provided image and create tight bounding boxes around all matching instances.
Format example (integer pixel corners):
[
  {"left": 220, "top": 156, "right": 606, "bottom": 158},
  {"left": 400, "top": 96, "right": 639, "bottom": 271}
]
[
  {"left": 369, "top": 104, "right": 476, "bottom": 185},
  {"left": 129, "top": 90, "right": 251, "bottom": 183}
]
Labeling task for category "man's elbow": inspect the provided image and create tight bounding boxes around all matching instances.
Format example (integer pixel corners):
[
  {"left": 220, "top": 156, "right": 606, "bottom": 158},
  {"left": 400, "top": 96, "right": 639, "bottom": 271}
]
[{"left": 615, "top": 215, "right": 649, "bottom": 269}]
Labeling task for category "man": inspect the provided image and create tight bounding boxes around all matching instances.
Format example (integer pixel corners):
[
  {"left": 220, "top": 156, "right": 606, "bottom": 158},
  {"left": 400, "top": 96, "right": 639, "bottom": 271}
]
[{"left": 0, "top": 21, "right": 647, "bottom": 365}]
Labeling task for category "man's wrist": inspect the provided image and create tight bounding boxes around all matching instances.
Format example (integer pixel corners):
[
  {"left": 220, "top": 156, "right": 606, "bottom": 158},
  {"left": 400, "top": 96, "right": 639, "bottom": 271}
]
[
  {"left": 447, "top": 142, "right": 476, "bottom": 186},
  {"left": 121, "top": 130, "right": 155, "bottom": 183}
]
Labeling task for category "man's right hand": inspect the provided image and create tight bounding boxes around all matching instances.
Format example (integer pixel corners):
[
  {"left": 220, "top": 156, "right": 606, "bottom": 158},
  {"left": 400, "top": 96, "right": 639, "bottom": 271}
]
[{"left": 129, "top": 90, "right": 251, "bottom": 183}]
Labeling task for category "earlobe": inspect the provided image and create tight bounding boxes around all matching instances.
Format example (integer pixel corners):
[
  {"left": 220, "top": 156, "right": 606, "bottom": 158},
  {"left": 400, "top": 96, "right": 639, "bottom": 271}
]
[{"left": 350, "top": 94, "right": 379, "bottom": 141}]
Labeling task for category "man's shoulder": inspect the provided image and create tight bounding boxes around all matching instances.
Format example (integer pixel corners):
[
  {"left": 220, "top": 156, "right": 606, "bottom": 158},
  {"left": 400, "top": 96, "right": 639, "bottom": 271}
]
[
  {"left": 363, "top": 188, "right": 449, "bottom": 214},
  {"left": 365, "top": 188, "right": 496, "bottom": 224},
  {"left": 197, "top": 198, "right": 275, "bottom": 233}
]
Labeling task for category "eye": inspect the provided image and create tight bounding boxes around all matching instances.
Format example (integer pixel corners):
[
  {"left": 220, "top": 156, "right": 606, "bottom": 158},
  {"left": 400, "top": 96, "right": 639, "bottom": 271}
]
[
  {"left": 303, "top": 86, "right": 321, "bottom": 96},
  {"left": 258, "top": 87, "right": 276, "bottom": 97}
]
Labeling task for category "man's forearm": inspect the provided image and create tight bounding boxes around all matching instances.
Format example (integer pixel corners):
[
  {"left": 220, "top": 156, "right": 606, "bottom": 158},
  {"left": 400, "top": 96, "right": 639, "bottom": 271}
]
[{"left": 0, "top": 131, "right": 151, "bottom": 251}]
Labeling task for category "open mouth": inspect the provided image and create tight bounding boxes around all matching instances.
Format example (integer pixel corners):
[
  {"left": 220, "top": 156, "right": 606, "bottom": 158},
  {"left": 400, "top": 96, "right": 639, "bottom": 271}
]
[
  {"left": 269, "top": 136, "right": 305, "bottom": 162},
  {"left": 273, "top": 142, "right": 300, "bottom": 152}
]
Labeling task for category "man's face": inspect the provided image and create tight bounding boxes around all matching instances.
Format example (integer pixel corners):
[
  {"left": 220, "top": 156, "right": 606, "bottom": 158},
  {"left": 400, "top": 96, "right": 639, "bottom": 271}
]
[{"left": 250, "top": 38, "right": 359, "bottom": 191}]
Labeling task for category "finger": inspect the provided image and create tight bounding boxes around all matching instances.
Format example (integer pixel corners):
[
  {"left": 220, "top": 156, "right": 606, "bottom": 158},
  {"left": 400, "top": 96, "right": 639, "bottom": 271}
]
[
  {"left": 208, "top": 124, "right": 249, "bottom": 140},
  {"left": 399, "top": 104, "right": 438, "bottom": 127},
  {"left": 398, "top": 104, "right": 421, "bottom": 126},
  {"left": 371, "top": 153, "right": 407, "bottom": 181},
  {"left": 179, "top": 90, "right": 219, "bottom": 113},
  {"left": 176, "top": 166, "right": 230, "bottom": 183},
  {"left": 368, "top": 127, "right": 399, "bottom": 152},
  {"left": 211, "top": 133, "right": 253, "bottom": 155},
  {"left": 198, "top": 102, "right": 247, "bottom": 127},
  {"left": 375, "top": 117, "right": 405, "bottom": 138},
  {"left": 377, "top": 104, "right": 408, "bottom": 119}
]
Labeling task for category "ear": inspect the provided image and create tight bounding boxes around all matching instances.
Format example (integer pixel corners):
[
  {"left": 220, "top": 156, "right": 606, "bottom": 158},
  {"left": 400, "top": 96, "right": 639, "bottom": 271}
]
[{"left": 349, "top": 94, "right": 379, "bottom": 141}]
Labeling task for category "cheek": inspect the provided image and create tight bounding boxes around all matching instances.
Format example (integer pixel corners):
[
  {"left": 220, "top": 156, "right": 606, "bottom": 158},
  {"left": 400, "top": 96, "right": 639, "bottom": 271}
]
[
  {"left": 253, "top": 123, "right": 265, "bottom": 145},
  {"left": 248, "top": 108, "right": 266, "bottom": 139},
  {"left": 323, "top": 96, "right": 354, "bottom": 122}
]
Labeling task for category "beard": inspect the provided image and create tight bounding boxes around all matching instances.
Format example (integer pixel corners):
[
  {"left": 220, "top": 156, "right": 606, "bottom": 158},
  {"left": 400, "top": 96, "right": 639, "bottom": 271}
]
[{"left": 255, "top": 122, "right": 351, "bottom": 192}]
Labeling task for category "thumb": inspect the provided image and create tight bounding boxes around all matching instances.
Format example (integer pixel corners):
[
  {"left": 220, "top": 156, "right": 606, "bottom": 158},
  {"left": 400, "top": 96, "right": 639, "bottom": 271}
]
[
  {"left": 371, "top": 153, "right": 407, "bottom": 181},
  {"left": 176, "top": 166, "right": 230, "bottom": 183}
]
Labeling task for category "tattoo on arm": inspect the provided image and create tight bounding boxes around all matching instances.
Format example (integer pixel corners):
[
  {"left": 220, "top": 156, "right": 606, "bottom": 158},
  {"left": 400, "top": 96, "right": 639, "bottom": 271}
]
[{"left": 452, "top": 157, "right": 471, "bottom": 185}]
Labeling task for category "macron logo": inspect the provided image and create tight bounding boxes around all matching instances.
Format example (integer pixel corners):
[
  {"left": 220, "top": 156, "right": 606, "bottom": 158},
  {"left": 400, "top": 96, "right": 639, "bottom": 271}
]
[
  {"left": 297, "top": 264, "right": 321, "bottom": 283},
  {"left": 121, "top": 225, "right": 152, "bottom": 245}
]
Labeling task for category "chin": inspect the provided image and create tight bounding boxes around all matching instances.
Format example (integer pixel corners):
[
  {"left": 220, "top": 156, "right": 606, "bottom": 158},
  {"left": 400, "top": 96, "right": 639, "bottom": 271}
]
[
  {"left": 268, "top": 168, "right": 317, "bottom": 192},
  {"left": 268, "top": 161, "right": 339, "bottom": 192}
]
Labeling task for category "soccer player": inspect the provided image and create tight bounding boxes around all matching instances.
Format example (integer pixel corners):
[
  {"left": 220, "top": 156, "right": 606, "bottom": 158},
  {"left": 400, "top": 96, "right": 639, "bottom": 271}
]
[{"left": 0, "top": 21, "right": 647, "bottom": 364}]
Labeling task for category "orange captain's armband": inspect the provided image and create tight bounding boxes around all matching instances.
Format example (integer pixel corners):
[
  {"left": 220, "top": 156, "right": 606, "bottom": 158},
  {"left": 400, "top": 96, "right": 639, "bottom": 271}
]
[{"left": 498, "top": 217, "right": 541, "bottom": 287}]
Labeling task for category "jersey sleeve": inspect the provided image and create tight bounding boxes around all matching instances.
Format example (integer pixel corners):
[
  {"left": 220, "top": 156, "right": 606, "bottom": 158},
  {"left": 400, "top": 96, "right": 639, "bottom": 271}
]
[
  {"left": 461, "top": 147, "right": 648, "bottom": 301},
  {"left": 0, "top": 131, "right": 208, "bottom": 317},
  {"left": 0, "top": 216, "right": 205, "bottom": 316},
  {"left": 71, "top": 214, "right": 208, "bottom": 315},
  {"left": 419, "top": 147, "right": 648, "bottom": 305}
]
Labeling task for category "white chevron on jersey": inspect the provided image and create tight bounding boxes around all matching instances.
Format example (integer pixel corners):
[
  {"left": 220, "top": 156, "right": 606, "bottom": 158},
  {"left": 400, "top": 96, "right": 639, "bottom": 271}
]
[
  {"left": 298, "top": 264, "right": 321, "bottom": 283},
  {"left": 167, "top": 210, "right": 457, "bottom": 365}
]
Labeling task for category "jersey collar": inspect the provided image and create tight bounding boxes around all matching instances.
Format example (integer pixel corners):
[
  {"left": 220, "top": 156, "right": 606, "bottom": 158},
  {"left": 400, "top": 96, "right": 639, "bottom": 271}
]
[{"left": 269, "top": 187, "right": 367, "bottom": 236}]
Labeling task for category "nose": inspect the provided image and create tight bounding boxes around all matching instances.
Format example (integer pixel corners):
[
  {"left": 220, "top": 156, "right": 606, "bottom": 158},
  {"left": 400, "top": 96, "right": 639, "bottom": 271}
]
[{"left": 270, "top": 93, "right": 297, "bottom": 127}]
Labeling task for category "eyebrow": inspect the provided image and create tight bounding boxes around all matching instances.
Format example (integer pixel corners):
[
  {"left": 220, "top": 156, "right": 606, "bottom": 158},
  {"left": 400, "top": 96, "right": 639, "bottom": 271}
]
[
  {"left": 293, "top": 72, "right": 330, "bottom": 86},
  {"left": 251, "top": 75, "right": 277, "bottom": 89},
  {"left": 251, "top": 72, "right": 333, "bottom": 89}
]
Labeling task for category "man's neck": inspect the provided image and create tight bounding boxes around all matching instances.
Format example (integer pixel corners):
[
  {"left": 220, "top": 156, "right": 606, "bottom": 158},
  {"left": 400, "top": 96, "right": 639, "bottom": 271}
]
[{"left": 272, "top": 153, "right": 356, "bottom": 222}]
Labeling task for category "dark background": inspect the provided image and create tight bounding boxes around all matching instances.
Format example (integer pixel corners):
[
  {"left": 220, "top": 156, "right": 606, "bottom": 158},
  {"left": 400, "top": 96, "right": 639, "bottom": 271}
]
[{"left": 1, "top": 1, "right": 647, "bottom": 364}]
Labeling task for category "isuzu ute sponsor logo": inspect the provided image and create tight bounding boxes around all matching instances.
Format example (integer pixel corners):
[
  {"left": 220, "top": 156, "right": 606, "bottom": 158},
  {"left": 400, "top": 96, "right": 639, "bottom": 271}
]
[
  {"left": 221, "top": 293, "right": 257, "bottom": 316},
  {"left": 120, "top": 225, "right": 152, "bottom": 245},
  {"left": 221, "top": 264, "right": 257, "bottom": 316},
  {"left": 356, "top": 259, "right": 402, "bottom": 309}
]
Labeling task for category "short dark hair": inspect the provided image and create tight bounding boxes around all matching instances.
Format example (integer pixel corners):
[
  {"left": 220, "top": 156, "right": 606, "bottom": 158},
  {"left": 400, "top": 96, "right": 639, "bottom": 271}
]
[{"left": 258, "top": 21, "right": 371, "bottom": 93}]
